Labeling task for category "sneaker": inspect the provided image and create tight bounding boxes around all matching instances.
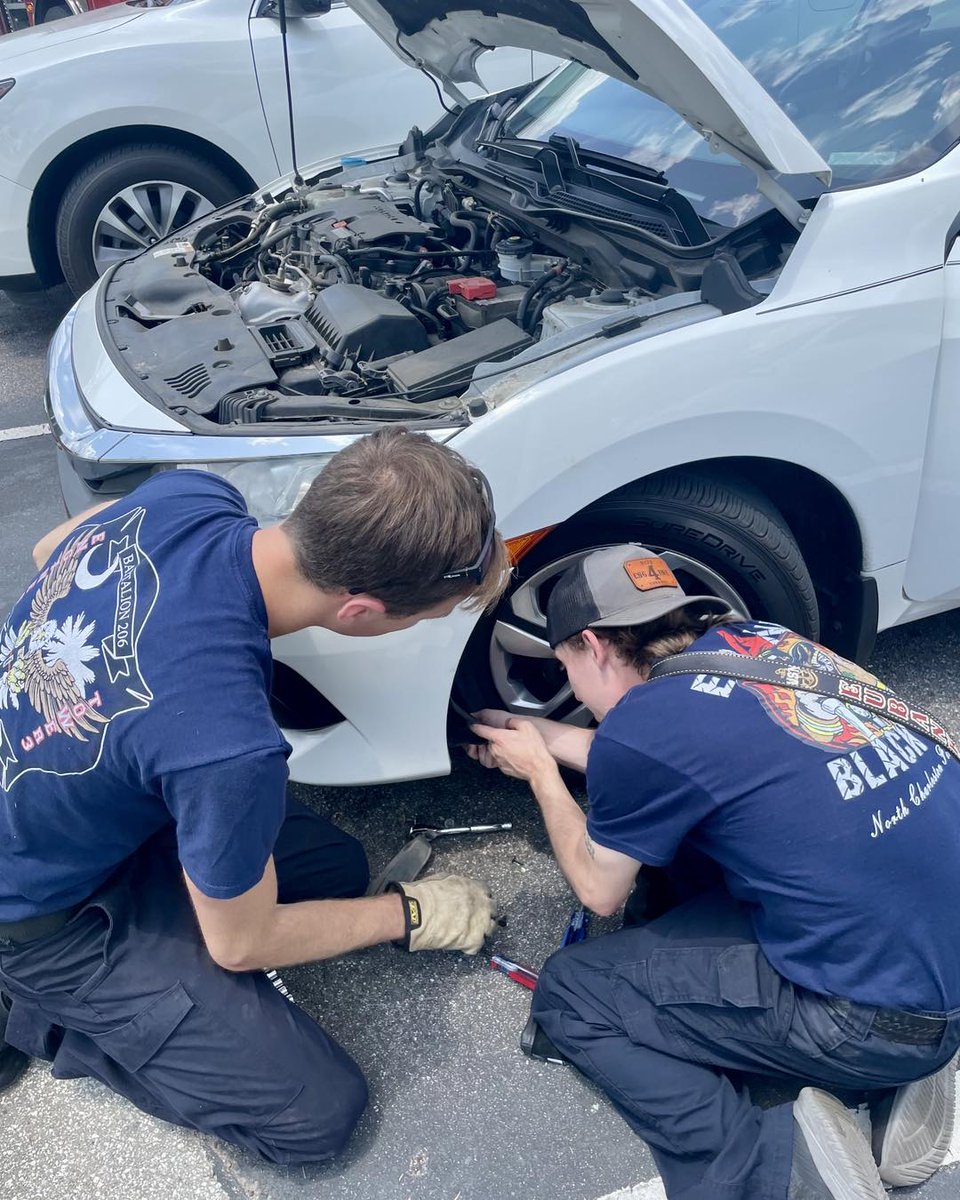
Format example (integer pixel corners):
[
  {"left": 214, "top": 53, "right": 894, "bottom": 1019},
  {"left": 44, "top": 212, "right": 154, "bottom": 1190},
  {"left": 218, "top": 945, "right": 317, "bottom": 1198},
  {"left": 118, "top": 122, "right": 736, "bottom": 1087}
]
[
  {"left": 790, "top": 1088, "right": 885, "bottom": 1200},
  {"left": 871, "top": 1055, "right": 958, "bottom": 1187},
  {"left": 0, "top": 993, "right": 29, "bottom": 1093}
]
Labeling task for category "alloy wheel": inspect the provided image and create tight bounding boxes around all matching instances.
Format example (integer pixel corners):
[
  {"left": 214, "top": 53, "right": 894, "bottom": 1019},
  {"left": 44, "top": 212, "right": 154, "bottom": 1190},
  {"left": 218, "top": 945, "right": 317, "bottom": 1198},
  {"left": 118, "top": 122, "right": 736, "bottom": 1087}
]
[
  {"left": 488, "top": 545, "right": 751, "bottom": 722},
  {"left": 91, "top": 181, "right": 216, "bottom": 274}
]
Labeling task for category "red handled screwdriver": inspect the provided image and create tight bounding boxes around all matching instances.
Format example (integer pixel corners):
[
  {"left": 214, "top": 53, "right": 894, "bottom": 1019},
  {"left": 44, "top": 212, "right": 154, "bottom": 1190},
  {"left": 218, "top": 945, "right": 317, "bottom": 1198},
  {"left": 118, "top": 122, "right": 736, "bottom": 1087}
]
[{"left": 489, "top": 954, "right": 539, "bottom": 991}]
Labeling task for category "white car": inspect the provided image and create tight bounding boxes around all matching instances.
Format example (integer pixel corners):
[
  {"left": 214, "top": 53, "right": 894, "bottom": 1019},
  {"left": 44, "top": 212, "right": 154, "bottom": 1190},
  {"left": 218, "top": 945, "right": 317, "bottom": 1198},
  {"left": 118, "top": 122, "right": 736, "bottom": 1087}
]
[
  {"left": 0, "top": 0, "right": 545, "bottom": 296},
  {"left": 46, "top": 0, "right": 960, "bottom": 786}
]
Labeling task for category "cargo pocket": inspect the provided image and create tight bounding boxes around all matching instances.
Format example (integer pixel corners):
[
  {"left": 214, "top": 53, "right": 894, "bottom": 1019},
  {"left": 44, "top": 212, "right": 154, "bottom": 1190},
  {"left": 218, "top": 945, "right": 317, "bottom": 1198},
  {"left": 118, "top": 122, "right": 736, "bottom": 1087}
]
[
  {"left": 90, "top": 981, "right": 194, "bottom": 1073},
  {"left": 88, "top": 981, "right": 304, "bottom": 1136},
  {"left": 3, "top": 995, "right": 64, "bottom": 1061},
  {"left": 642, "top": 944, "right": 793, "bottom": 1049}
]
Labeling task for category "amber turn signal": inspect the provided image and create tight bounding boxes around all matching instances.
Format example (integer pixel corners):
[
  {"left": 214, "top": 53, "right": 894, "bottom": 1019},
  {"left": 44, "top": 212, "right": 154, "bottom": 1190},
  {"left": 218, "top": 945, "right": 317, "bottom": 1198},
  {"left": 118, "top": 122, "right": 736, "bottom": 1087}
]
[{"left": 504, "top": 526, "right": 556, "bottom": 565}]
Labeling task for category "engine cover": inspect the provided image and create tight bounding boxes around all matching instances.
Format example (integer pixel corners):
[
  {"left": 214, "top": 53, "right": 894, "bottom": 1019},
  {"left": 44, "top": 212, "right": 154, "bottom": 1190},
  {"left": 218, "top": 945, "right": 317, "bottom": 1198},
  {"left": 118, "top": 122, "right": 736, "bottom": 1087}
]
[
  {"left": 306, "top": 195, "right": 433, "bottom": 250},
  {"left": 304, "top": 284, "right": 429, "bottom": 361}
]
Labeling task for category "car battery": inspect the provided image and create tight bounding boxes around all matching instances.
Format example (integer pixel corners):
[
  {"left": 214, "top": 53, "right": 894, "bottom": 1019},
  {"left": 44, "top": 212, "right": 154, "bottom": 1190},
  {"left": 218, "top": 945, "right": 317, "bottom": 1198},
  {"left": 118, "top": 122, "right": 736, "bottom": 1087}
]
[{"left": 452, "top": 284, "right": 528, "bottom": 330}]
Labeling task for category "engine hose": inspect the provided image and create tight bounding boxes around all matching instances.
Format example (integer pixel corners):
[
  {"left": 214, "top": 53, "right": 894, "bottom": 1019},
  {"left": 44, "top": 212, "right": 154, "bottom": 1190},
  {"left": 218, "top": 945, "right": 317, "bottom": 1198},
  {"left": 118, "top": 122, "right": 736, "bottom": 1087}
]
[
  {"left": 192, "top": 213, "right": 255, "bottom": 257},
  {"left": 197, "top": 199, "right": 302, "bottom": 264},
  {"left": 525, "top": 279, "right": 578, "bottom": 334},
  {"left": 339, "top": 246, "right": 460, "bottom": 264},
  {"left": 312, "top": 253, "right": 355, "bottom": 284},
  {"left": 413, "top": 178, "right": 437, "bottom": 222},
  {"left": 517, "top": 263, "right": 569, "bottom": 332},
  {"left": 448, "top": 212, "right": 479, "bottom": 253},
  {"left": 425, "top": 287, "right": 448, "bottom": 314},
  {"left": 400, "top": 298, "right": 445, "bottom": 335}
]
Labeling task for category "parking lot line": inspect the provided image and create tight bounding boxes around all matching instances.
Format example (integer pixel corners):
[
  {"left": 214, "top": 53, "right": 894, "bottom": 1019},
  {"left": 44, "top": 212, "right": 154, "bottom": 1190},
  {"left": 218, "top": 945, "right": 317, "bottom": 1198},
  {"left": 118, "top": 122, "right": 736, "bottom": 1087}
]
[
  {"left": 596, "top": 1180, "right": 666, "bottom": 1200},
  {"left": 0, "top": 423, "right": 49, "bottom": 442}
]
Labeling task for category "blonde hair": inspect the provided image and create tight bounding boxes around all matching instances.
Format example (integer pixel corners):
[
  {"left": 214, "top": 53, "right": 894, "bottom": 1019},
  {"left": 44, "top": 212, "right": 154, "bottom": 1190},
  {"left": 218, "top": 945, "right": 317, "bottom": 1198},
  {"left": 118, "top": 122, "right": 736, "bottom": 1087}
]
[{"left": 561, "top": 607, "right": 732, "bottom": 670}]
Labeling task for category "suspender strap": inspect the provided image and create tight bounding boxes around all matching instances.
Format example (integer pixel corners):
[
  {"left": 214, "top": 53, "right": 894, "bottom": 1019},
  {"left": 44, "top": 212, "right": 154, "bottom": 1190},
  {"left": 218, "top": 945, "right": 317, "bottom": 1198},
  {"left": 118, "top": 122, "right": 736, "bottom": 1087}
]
[{"left": 647, "top": 651, "right": 960, "bottom": 764}]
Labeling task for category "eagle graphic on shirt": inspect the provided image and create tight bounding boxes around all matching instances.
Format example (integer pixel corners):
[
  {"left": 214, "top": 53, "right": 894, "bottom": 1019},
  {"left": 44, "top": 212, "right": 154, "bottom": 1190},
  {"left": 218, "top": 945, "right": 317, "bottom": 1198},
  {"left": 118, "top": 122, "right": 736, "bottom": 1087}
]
[{"left": 0, "top": 506, "right": 158, "bottom": 792}]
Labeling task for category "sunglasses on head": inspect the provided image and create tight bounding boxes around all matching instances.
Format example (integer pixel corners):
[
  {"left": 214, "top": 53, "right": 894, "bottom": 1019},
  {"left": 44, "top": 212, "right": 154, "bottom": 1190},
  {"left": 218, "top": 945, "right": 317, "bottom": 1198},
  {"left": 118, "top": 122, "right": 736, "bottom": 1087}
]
[{"left": 349, "top": 472, "right": 496, "bottom": 595}]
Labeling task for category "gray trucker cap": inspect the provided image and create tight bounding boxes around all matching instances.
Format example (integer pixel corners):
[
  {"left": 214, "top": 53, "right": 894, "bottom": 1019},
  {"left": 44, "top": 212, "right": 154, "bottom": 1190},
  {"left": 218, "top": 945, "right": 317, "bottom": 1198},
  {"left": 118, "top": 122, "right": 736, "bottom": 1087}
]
[{"left": 545, "top": 544, "right": 732, "bottom": 649}]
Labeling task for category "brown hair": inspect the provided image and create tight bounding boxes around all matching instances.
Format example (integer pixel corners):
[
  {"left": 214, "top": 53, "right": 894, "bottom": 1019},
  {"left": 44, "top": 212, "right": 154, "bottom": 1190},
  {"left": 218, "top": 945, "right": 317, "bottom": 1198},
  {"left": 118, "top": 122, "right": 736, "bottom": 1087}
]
[
  {"left": 283, "top": 427, "right": 509, "bottom": 616},
  {"left": 560, "top": 606, "right": 732, "bottom": 671}
]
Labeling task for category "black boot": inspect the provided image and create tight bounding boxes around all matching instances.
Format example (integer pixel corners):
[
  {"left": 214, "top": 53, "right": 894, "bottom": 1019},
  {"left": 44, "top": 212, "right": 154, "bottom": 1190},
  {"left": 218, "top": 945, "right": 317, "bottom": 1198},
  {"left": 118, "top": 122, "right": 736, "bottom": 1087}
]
[{"left": 0, "top": 992, "right": 30, "bottom": 1092}]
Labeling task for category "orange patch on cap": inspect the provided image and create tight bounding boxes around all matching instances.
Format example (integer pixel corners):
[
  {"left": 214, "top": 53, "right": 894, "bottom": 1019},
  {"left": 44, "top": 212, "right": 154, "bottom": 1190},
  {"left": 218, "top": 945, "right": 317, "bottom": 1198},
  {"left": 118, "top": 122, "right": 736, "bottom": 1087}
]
[{"left": 623, "top": 557, "right": 679, "bottom": 592}]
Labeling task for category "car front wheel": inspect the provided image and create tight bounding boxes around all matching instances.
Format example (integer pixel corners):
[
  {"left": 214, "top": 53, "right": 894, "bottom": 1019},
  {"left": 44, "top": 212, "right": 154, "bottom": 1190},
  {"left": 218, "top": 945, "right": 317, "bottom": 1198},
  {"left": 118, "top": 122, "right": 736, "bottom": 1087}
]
[
  {"left": 55, "top": 145, "right": 241, "bottom": 295},
  {"left": 455, "top": 471, "right": 821, "bottom": 724}
]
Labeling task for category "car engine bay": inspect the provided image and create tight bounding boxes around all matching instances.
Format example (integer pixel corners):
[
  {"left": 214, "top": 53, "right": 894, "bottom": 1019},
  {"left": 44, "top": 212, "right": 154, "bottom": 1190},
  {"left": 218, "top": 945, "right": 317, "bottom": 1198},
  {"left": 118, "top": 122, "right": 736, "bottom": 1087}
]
[{"left": 98, "top": 99, "right": 799, "bottom": 432}]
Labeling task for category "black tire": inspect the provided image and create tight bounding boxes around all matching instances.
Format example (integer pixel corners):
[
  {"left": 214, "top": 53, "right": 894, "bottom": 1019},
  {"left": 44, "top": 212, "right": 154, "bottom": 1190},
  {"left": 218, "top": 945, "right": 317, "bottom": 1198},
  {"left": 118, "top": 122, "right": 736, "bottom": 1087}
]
[
  {"left": 55, "top": 144, "right": 241, "bottom": 296},
  {"left": 455, "top": 470, "right": 820, "bottom": 716},
  {"left": 42, "top": 4, "right": 73, "bottom": 19}
]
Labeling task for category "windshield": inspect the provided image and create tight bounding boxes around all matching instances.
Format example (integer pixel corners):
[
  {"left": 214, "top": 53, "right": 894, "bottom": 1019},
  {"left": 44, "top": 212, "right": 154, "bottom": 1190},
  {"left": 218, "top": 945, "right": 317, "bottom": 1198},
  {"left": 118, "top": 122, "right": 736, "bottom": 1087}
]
[{"left": 503, "top": 0, "right": 960, "bottom": 228}]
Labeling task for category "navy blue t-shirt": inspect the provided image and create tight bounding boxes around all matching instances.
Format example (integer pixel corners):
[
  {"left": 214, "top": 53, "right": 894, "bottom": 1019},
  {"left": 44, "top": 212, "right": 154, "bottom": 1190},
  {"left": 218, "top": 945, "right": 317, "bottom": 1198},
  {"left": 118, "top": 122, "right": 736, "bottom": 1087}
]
[
  {"left": 0, "top": 470, "right": 290, "bottom": 920},
  {"left": 586, "top": 620, "right": 960, "bottom": 1013}
]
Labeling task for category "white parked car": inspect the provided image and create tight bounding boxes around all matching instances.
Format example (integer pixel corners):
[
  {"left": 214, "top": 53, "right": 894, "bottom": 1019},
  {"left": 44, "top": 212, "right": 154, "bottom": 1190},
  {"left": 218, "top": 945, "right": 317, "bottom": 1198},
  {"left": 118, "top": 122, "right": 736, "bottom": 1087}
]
[
  {"left": 0, "top": 0, "right": 546, "bottom": 296},
  {"left": 46, "top": 0, "right": 960, "bottom": 787}
]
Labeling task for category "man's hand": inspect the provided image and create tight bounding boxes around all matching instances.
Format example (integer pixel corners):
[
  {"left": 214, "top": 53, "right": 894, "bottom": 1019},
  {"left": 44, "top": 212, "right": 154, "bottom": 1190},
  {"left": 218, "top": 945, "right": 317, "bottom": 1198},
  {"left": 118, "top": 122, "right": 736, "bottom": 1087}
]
[
  {"left": 471, "top": 708, "right": 513, "bottom": 730},
  {"left": 469, "top": 709, "right": 595, "bottom": 774},
  {"left": 469, "top": 718, "right": 560, "bottom": 785},
  {"left": 391, "top": 875, "right": 495, "bottom": 954}
]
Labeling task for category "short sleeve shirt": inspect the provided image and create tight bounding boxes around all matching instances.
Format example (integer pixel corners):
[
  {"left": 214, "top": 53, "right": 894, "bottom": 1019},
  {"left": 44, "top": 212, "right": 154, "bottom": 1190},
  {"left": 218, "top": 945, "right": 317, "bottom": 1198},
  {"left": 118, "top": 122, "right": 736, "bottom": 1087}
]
[
  {"left": 585, "top": 621, "right": 960, "bottom": 1012},
  {"left": 0, "top": 470, "right": 291, "bottom": 919}
]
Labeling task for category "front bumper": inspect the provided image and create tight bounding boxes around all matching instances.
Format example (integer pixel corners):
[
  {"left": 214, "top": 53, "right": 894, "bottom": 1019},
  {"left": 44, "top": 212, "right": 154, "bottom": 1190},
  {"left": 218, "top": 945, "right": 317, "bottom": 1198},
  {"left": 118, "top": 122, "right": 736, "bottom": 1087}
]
[
  {"left": 46, "top": 296, "right": 475, "bottom": 787},
  {"left": 0, "top": 172, "right": 37, "bottom": 282}
]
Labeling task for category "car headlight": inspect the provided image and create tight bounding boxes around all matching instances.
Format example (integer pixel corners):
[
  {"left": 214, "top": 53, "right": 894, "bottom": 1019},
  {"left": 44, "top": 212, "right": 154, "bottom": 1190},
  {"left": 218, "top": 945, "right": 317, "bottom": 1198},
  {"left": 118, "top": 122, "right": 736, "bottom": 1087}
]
[{"left": 181, "top": 456, "right": 335, "bottom": 524}]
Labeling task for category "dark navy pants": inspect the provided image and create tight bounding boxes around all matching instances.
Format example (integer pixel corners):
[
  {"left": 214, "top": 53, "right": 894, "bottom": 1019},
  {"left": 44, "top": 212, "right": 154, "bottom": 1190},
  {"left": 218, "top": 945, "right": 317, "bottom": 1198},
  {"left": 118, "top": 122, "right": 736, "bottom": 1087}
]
[
  {"left": 0, "top": 798, "right": 371, "bottom": 1164},
  {"left": 532, "top": 888, "right": 960, "bottom": 1200}
]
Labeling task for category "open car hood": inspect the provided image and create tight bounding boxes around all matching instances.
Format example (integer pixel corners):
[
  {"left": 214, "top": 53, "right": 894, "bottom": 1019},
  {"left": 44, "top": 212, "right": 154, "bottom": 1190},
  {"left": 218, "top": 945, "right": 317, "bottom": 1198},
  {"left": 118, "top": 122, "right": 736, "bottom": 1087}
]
[{"left": 343, "top": 0, "right": 830, "bottom": 185}]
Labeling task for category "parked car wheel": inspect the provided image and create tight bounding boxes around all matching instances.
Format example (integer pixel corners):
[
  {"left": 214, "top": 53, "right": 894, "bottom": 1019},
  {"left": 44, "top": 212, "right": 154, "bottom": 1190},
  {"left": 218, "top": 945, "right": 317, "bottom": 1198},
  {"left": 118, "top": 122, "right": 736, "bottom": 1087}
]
[
  {"left": 455, "top": 472, "right": 820, "bottom": 723},
  {"left": 55, "top": 145, "right": 240, "bottom": 295},
  {"left": 41, "top": 4, "right": 73, "bottom": 20}
]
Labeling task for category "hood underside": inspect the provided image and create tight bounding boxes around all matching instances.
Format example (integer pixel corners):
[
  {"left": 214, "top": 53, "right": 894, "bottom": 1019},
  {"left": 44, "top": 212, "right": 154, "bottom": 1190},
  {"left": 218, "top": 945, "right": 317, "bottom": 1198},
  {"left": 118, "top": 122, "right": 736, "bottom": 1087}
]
[{"left": 344, "top": 0, "right": 830, "bottom": 184}]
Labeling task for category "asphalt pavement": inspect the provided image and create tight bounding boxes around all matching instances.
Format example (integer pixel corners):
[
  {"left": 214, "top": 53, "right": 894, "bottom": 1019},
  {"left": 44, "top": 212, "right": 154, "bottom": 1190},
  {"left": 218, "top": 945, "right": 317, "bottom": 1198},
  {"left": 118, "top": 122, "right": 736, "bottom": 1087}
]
[{"left": 1, "top": 286, "right": 958, "bottom": 1200}]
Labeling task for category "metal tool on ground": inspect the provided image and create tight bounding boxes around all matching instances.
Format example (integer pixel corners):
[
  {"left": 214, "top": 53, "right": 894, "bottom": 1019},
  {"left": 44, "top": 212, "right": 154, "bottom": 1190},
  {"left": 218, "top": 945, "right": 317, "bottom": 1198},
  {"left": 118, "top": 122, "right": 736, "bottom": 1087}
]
[
  {"left": 490, "top": 954, "right": 539, "bottom": 991},
  {"left": 366, "top": 818, "right": 513, "bottom": 895},
  {"left": 408, "top": 820, "right": 513, "bottom": 840}
]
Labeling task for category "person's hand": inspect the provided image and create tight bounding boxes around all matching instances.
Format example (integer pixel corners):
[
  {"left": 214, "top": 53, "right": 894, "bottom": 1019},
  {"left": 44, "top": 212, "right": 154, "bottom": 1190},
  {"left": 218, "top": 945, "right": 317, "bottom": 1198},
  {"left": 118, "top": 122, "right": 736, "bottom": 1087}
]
[
  {"left": 469, "top": 718, "right": 560, "bottom": 785},
  {"left": 471, "top": 708, "right": 513, "bottom": 729},
  {"left": 391, "top": 875, "right": 495, "bottom": 954}
]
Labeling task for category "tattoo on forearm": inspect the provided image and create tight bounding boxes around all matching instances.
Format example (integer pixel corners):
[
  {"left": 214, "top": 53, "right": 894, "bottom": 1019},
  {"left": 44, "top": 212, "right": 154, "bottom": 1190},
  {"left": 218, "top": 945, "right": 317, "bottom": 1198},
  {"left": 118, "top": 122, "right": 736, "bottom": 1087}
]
[{"left": 584, "top": 832, "right": 596, "bottom": 860}]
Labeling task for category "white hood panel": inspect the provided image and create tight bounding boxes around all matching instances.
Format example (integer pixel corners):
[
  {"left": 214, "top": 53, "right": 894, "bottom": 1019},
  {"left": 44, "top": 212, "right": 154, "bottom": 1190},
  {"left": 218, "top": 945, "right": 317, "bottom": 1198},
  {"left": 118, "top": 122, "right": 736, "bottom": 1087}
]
[{"left": 344, "top": 0, "right": 830, "bottom": 182}]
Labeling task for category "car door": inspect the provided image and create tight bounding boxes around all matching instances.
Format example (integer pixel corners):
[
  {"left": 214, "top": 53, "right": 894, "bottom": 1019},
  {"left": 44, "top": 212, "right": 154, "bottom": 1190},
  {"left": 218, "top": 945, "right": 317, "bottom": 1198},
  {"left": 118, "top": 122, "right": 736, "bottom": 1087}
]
[
  {"left": 904, "top": 226, "right": 960, "bottom": 603},
  {"left": 896, "top": 0, "right": 960, "bottom": 603},
  {"left": 248, "top": 0, "right": 535, "bottom": 177}
]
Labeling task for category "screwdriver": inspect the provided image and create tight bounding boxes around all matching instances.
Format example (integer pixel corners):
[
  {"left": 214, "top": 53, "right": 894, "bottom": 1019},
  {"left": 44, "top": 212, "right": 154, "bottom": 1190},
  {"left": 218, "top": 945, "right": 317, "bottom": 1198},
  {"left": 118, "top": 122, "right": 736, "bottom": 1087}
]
[{"left": 489, "top": 954, "right": 539, "bottom": 991}]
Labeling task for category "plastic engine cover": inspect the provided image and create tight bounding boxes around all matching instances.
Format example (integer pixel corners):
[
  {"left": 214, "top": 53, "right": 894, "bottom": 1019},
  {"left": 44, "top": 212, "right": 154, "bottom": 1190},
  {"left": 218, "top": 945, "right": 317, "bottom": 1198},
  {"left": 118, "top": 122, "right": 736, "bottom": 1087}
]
[{"left": 304, "top": 284, "right": 429, "bottom": 360}]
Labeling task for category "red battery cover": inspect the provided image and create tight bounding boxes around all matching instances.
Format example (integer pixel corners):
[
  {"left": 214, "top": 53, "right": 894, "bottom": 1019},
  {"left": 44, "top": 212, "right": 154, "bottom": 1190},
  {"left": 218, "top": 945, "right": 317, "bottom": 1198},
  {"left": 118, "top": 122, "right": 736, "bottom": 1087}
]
[{"left": 448, "top": 277, "right": 498, "bottom": 301}]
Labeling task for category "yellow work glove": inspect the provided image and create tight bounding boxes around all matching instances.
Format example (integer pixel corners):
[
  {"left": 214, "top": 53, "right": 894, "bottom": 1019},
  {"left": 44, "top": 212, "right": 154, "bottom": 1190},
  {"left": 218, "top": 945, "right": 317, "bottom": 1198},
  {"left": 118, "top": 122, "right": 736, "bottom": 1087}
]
[{"left": 389, "top": 875, "right": 496, "bottom": 954}]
